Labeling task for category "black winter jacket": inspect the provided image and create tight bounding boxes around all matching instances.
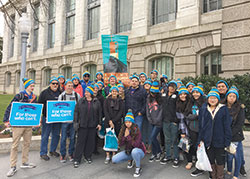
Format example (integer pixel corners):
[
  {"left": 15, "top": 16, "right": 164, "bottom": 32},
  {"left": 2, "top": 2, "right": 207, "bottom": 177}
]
[
  {"left": 146, "top": 97, "right": 163, "bottom": 127},
  {"left": 162, "top": 91, "right": 178, "bottom": 123}
]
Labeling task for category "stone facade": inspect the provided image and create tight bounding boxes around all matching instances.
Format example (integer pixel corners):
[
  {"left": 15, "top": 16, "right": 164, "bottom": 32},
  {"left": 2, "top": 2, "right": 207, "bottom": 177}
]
[{"left": 0, "top": 0, "right": 249, "bottom": 95}]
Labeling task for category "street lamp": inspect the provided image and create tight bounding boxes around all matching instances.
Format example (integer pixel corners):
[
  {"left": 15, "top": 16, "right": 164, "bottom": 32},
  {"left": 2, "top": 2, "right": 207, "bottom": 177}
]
[{"left": 18, "top": 13, "right": 31, "bottom": 91}]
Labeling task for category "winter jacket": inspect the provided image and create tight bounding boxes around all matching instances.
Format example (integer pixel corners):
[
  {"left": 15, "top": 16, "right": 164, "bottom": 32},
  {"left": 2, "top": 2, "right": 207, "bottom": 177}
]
[
  {"left": 38, "top": 87, "right": 61, "bottom": 117},
  {"left": 119, "top": 127, "right": 146, "bottom": 154},
  {"left": 146, "top": 97, "right": 163, "bottom": 127},
  {"left": 125, "top": 86, "right": 147, "bottom": 117},
  {"left": 74, "top": 97, "right": 102, "bottom": 129},
  {"left": 162, "top": 91, "right": 178, "bottom": 123},
  {"left": 198, "top": 103, "right": 232, "bottom": 148},
  {"left": 229, "top": 106, "right": 245, "bottom": 142},
  {"left": 96, "top": 90, "right": 105, "bottom": 117},
  {"left": 80, "top": 80, "right": 93, "bottom": 95},
  {"left": 104, "top": 96, "right": 124, "bottom": 128},
  {"left": 3, "top": 91, "right": 37, "bottom": 123},
  {"left": 73, "top": 84, "right": 83, "bottom": 97}
]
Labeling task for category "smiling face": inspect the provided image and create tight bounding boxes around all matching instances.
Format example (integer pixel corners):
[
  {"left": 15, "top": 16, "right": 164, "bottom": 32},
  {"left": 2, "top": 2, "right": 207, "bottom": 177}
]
[
  {"left": 83, "top": 75, "right": 90, "bottom": 82},
  {"left": 73, "top": 79, "right": 79, "bottom": 85},
  {"left": 187, "top": 85, "right": 194, "bottom": 93},
  {"left": 85, "top": 90, "right": 92, "bottom": 98},
  {"left": 111, "top": 90, "right": 118, "bottom": 98},
  {"left": 192, "top": 90, "right": 201, "bottom": 100},
  {"left": 58, "top": 77, "right": 65, "bottom": 84},
  {"left": 65, "top": 81, "right": 73, "bottom": 94},
  {"left": 125, "top": 121, "right": 132, "bottom": 128},
  {"left": 144, "top": 84, "right": 151, "bottom": 90},
  {"left": 50, "top": 80, "right": 59, "bottom": 91},
  {"left": 217, "top": 83, "right": 228, "bottom": 95},
  {"left": 208, "top": 96, "right": 219, "bottom": 107},
  {"left": 96, "top": 74, "right": 102, "bottom": 80},
  {"left": 109, "top": 77, "right": 116, "bottom": 85},
  {"left": 26, "top": 84, "right": 35, "bottom": 93},
  {"left": 118, "top": 87, "right": 124, "bottom": 94},
  {"left": 179, "top": 93, "right": 187, "bottom": 102}
]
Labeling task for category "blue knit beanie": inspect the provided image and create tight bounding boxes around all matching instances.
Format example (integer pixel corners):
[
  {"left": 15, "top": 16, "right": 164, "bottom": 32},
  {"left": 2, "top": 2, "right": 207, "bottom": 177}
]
[
  {"left": 49, "top": 76, "right": 59, "bottom": 84},
  {"left": 96, "top": 72, "right": 103, "bottom": 77},
  {"left": 192, "top": 86, "right": 204, "bottom": 96},
  {"left": 72, "top": 74, "right": 80, "bottom": 81},
  {"left": 109, "top": 75, "right": 117, "bottom": 81},
  {"left": 65, "top": 79, "right": 73, "bottom": 85},
  {"left": 216, "top": 80, "right": 229, "bottom": 89},
  {"left": 23, "top": 78, "right": 35, "bottom": 89},
  {"left": 85, "top": 86, "right": 94, "bottom": 95},
  {"left": 207, "top": 90, "right": 220, "bottom": 101},
  {"left": 139, "top": 72, "right": 148, "bottom": 79},
  {"left": 226, "top": 88, "right": 239, "bottom": 100},
  {"left": 110, "top": 86, "right": 119, "bottom": 93},
  {"left": 124, "top": 110, "right": 135, "bottom": 123}
]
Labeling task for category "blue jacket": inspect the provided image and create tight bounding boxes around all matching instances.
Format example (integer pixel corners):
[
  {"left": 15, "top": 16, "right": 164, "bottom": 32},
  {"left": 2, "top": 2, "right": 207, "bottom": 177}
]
[
  {"left": 197, "top": 103, "right": 232, "bottom": 148},
  {"left": 125, "top": 86, "right": 147, "bottom": 117},
  {"left": 3, "top": 91, "right": 37, "bottom": 123},
  {"left": 80, "top": 80, "right": 93, "bottom": 95}
]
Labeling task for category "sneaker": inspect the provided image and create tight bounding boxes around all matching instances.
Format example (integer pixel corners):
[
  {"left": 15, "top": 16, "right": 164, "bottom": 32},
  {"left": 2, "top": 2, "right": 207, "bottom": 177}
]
[
  {"left": 191, "top": 169, "right": 204, "bottom": 177},
  {"left": 160, "top": 156, "right": 171, "bottom": 165},
  {"left": 172, "top": 159, "right": 179, "bottom": 168},
  {"left": 40, "top": 155, "right": 50, "bottom": 161},
  {"left": 6, "top": 167, "right": 17, "bottom": 177},
  {"left": 240, "top": 165, "right": 247, "bottom": 177},
  {"left": 127, "top": 160, "right": 134, "bottom": 169},
  {"left": 155, "top": 153, "right": 161, "bottom": 162},
  {"left": 50, "top": 151, "right": 60, "bottom": 157},
  {"left": 20, "top": 163, "right": 36, "bottom": 169},
  {"left": 104, "top": 157, "right": 110, "bottom": 165},
  {"left": 133, "top": 167, "right": 142, "bottom": 178},
  {"left": 68, "top": 155, "right": 74, "bottom": 162},
  {"left": 60, "top": 156, "right": 66, "bottom": 163},
  {"left": 149, "top": 154, "right": 156, "bottom": 162},
  {"left": 73, "top": 161, "right": 79, "bottom": 168},
  {"left": 85, "top": 158, "right": 92, "bottom": 164}
]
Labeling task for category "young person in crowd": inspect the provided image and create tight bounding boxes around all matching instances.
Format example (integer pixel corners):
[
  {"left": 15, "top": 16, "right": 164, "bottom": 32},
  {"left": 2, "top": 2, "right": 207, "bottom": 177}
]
[
  {"left": 117, "top": 83, "right": 125, "bottom": 100},
  {"left": 104, "top": 75, "right": 117, "bottom": 96},
  {"left": 146, "top": 81, "right": 163, "bottom": 162},
  {"left": 73, "top": 86, "right": 102, "bottom": 167},
  {"left": 216, "top": 80, "right": 229, "bottom": 103},
  {"left": 225, "top": 87, "right": 245, "bottom": 179},
  {"left": 80, "top": 71, "right": 93, "bottom": 95},
  {"left": 198, "top": 90, "right": 232, "bottom": 179},
  {"left": 139, "top": 72, "right": 147, "bottom": 86},
  {"left": 186, "top": 81, "right": 195, "bottom": 94},
  {"left": 125, "top": 75, "right": 147, "bottom": 131},
  {"left": 58, "top": 79, "right": 80, "bottom": 163},
  {"left": 97, "top": 81, "right": 106, "bottom": 98},
  {"left": 95, "top": 72, "right": 104, "bottom": 83},
  {"left": 160, "top": 74, "right": 168, "bottom": 90},
  {"left": 112, "top": 110, "right": 146, "bottom": 177},
  {"left": 150, "top": 70, "right": 158, "bottom": 81},
  {"left": 160, "top": 80, "right": 179, "bottom": 168},
  {"left": 103, "top": 86, "right": 124, "bottom": 164},
  {"left": 39, "top": 77, "right": 61, "bottom": 161},
  {"left": 57, "top": 74, "right": 65, "bottom": 93},
  {"left": 4, "top": 78, "right": 37, "bottom": 177},
  {"left": 72, "top": 74, "right": 83, "bottom": 97}
]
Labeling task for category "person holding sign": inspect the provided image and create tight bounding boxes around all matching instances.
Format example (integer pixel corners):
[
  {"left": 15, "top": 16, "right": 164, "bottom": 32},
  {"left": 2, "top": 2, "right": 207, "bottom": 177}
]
[
  {"left": 73, "top": 86, "right": 102, "bottom": 168},
  {"left": 38, "top": 77, "right": 61, "bottom": 161},
  {"left": 58, "top": 79, "right": 81, "bottom": 163},
  {"left": 3, "top": 78, "right": 37, "bottom": 177}
]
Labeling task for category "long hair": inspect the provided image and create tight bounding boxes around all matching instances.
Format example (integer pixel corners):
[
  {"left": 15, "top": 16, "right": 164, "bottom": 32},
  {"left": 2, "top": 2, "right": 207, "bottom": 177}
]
[
  {"left": 176, "top": 94, "right": 190, "bottom": 115},
  {"left": 149, "top": 92, "right": 162, "bottom": 105},
  {"left": 118, "top": 123, "right": 140, "bottom": 145},
  {"left": 224, "top": 99, "right": 241, "bottom": 121}
]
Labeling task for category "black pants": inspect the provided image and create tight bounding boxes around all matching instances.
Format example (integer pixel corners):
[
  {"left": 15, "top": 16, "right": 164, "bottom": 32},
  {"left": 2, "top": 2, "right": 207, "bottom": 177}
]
[
  {"left": 186, "top": 131, "right": 198, "bottom": 162},
  {"left": 74, "top": 127, "right": 96, "bottom": 162},
  {"left": 207, "top": 146, "right": 225, "bottom": 165}
]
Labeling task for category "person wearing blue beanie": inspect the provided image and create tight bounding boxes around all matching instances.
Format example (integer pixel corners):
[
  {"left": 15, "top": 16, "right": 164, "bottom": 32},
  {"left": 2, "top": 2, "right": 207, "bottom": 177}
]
[
  {"left": 168, "top": 80, "right": 178, "bottom": 89},
  {"left": 72, "top": 74, "right": 83, "bottom": 97},
  {"left": 192, "top": 86, "right": 204, "bottom": 96},
  {"left": 139, "top": 72, "right": 147, "bottom": 86},
  {"left": 186, "top": 82, "right": 195, "bottom": 93},
  {"left": 150, "top": 70, "right": 158, "bottom": 81},
  {"left": 23, "top": 78, "right": 35, "bottom": 89},
  {"left": 64, "top": 79, "right": 73, "bottom": 85},
  {"left": 110, "top": 86, "right": 119, "bottom": 93},
  {"left": 216, "top": 80, "right": 229, "bottom": 102},
  {"left": 95, "top": 72, "right": 104, "bottom": 83},
  {"left": 131, "top": 75, "right": 140, "bottom": 81},
  {"left": 80, "top": 71, "right": 93, "bottom": 96},
  {"left": 226, "top": 88, "right": 239, "bottom": 100},
  {"left": 178, "top": 87, "right": 189, "bottom": 95},
  {"left": 57, "top": 74, "right": 65, "bottom": 93},
  {"left": 85, "top": 86, "right": 94, "bottom": 95}
]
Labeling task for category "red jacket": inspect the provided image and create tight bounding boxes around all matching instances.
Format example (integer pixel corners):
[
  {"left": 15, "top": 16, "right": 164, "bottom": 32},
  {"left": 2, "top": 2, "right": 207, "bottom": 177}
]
[{"left": 74, "top": 84, "right": 83, "bottom": 97}]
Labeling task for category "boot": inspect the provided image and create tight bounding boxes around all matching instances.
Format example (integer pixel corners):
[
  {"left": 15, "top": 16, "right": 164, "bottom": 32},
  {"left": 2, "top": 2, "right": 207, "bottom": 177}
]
[
  {"left": 216, "top": 165, "right": 224, "bottom": 179},
  {"left": 209, "top": 164, "right": 216, "bottom": 179}
]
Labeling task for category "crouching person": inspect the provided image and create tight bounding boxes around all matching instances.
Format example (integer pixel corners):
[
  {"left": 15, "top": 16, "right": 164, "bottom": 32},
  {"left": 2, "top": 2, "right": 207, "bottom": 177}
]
[
  {"left": 112, "top": 110, "right": 146, "bottom": 178},
  {"left": 4, "top": 78, "right": 37, "bottom": 177},
  {"left": 59, "top": 79, "right": 81, "bottom": 163},
  {"left": 73, "top": 86, "right": 102, "bottom": 168}
]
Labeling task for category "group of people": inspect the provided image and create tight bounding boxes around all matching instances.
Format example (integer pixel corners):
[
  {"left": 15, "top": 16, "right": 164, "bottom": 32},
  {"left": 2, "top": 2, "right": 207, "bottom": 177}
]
[{"left": 3, "top": 70, "right": 247, "bottom": 178}]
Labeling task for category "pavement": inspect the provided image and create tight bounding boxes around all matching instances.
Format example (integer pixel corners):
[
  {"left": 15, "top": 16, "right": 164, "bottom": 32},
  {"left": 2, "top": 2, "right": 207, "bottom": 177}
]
[{"left": 0, "top": 147, "right": 250, "bottom": 179}]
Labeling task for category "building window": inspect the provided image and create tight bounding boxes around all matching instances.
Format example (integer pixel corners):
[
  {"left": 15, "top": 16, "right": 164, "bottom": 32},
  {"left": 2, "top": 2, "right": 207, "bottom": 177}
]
[
  {"left": 6, "top": 72, "right": 11, "bottom": 87},
  {"left": 202, "top": 51, "right": 222, "bottom": 75},
  {"left": 65, "top": 0, "right": 75, "bottom": 44},
  {"left": 28, "top": 69, "right": 36, "bottom": 82},
  {"left": 43, "top": 68, "right": 52, "bottom": 86},
  {"left": 16, "top": 71, "right": 20, "bottom": 87},
  {"left": 9, "top": 15, "right": 15, "bottom": 58},
  {"left": 152, "top": 0, "right": 177, "bottom": 25},
  {"left": 88, "top": 0, "right": 100, "bottom": 39},
  {"left": 203, "top": 0, "right": 222, "bottom": 13},
  {"left": 62, "top": 66, "right": 72, "bottom": 79},
  {"left": 48, "top": 0, "right": 56, "bottom": 48},
  {"left": 115, "top": 0, "right": 133, "bottom": 33},
  {"left": 33, "top": 3, "right": 40, "bottom": 52},
  {"left": 83, "top": 64, "right": 97, "bottom": 81},
  {"left": 150, "top": 56, "right": 174, "bottom": 79}
]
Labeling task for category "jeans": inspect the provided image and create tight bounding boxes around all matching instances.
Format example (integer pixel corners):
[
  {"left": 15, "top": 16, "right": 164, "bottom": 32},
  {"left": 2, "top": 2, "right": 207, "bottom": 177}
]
[
  {"left": 163, "top": 122, "right": 179, "bottom": 159},
  {"left": 134, "top": 115, "right": 143, "bottom": 131},
  {"left": 112, "top": 148, "right": 145, "bottom": 167},
  {"left": 40, "top": 116, "right": 61, "bottom": 156},
  {"left": 60, "top": 123, "right": 75, "bottom": 156},
  {"left": 150, "top": 125, "right": 161, "bottom": 155},
  {"left": 227, "top": 141, "right": 243, "bottom": 178},
  {"left": 142, "top": 117, "right": 152, "bottom": 145}
]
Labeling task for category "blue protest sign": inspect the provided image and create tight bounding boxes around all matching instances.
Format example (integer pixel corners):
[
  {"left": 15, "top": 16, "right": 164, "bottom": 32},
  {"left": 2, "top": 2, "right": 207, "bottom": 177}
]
[
  {"left": 9, "top": 102, "right": 43, "bottom": 126},
  {"left": 47, "top": 101, "right": 76, "bottom": 123}
]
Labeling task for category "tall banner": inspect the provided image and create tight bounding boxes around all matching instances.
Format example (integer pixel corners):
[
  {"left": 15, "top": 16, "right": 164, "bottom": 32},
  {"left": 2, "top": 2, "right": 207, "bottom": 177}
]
[
  {"left": 9, "top": 102, "right": 43, "bottom": 126},
  {"left": 101, "top": 35, "right": 129, "bottom": 86},
  {"left": 46, "top": 101, "right": 76, "bottom": 123}
]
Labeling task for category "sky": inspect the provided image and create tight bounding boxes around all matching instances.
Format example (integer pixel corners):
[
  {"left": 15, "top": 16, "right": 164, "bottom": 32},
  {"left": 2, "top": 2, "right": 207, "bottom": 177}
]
[{"left": 0, "top": 0, "right": 9, "bottom": 37}]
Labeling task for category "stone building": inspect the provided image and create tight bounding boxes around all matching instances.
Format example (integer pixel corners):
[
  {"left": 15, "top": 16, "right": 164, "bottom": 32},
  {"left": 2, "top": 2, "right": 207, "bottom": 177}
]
[{"left": 0, "top": 0, "right": 250, "bottom": 94}]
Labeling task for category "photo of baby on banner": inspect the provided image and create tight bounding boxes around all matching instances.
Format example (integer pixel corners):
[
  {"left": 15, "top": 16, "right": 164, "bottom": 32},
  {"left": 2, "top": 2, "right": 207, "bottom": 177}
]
[{"left": 101, "top": 35, "right": 130, "bottom": 86}]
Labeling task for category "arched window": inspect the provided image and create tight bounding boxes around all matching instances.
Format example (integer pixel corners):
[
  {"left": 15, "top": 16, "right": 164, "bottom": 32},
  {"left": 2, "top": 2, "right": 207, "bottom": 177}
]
[
  {"left": 83, "top": 64, "right": 97, "bottom": 81},
  {"left": 6, "top": 72, "right": 11, "bottom": 87},
  {"left": 28, "top": 69, "right": 36, "bottom": 82},
  {"left": 201, "top": 51, "right": 222, "bottom": 75},
  {"left": 149, "top": 56, "right": 174, "bottom": 79},
  {"left": 62, "top": 66, "right": 72, "bottom": 79},
  {"left": 43, "top": 68, "right": 52, "bottom": 86}
]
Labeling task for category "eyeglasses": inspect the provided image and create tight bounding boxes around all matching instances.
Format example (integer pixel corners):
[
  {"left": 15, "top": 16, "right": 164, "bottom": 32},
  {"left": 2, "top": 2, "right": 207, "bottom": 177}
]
[{"left": 52, "top": 83, "right": 59, "bottom": 85}]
